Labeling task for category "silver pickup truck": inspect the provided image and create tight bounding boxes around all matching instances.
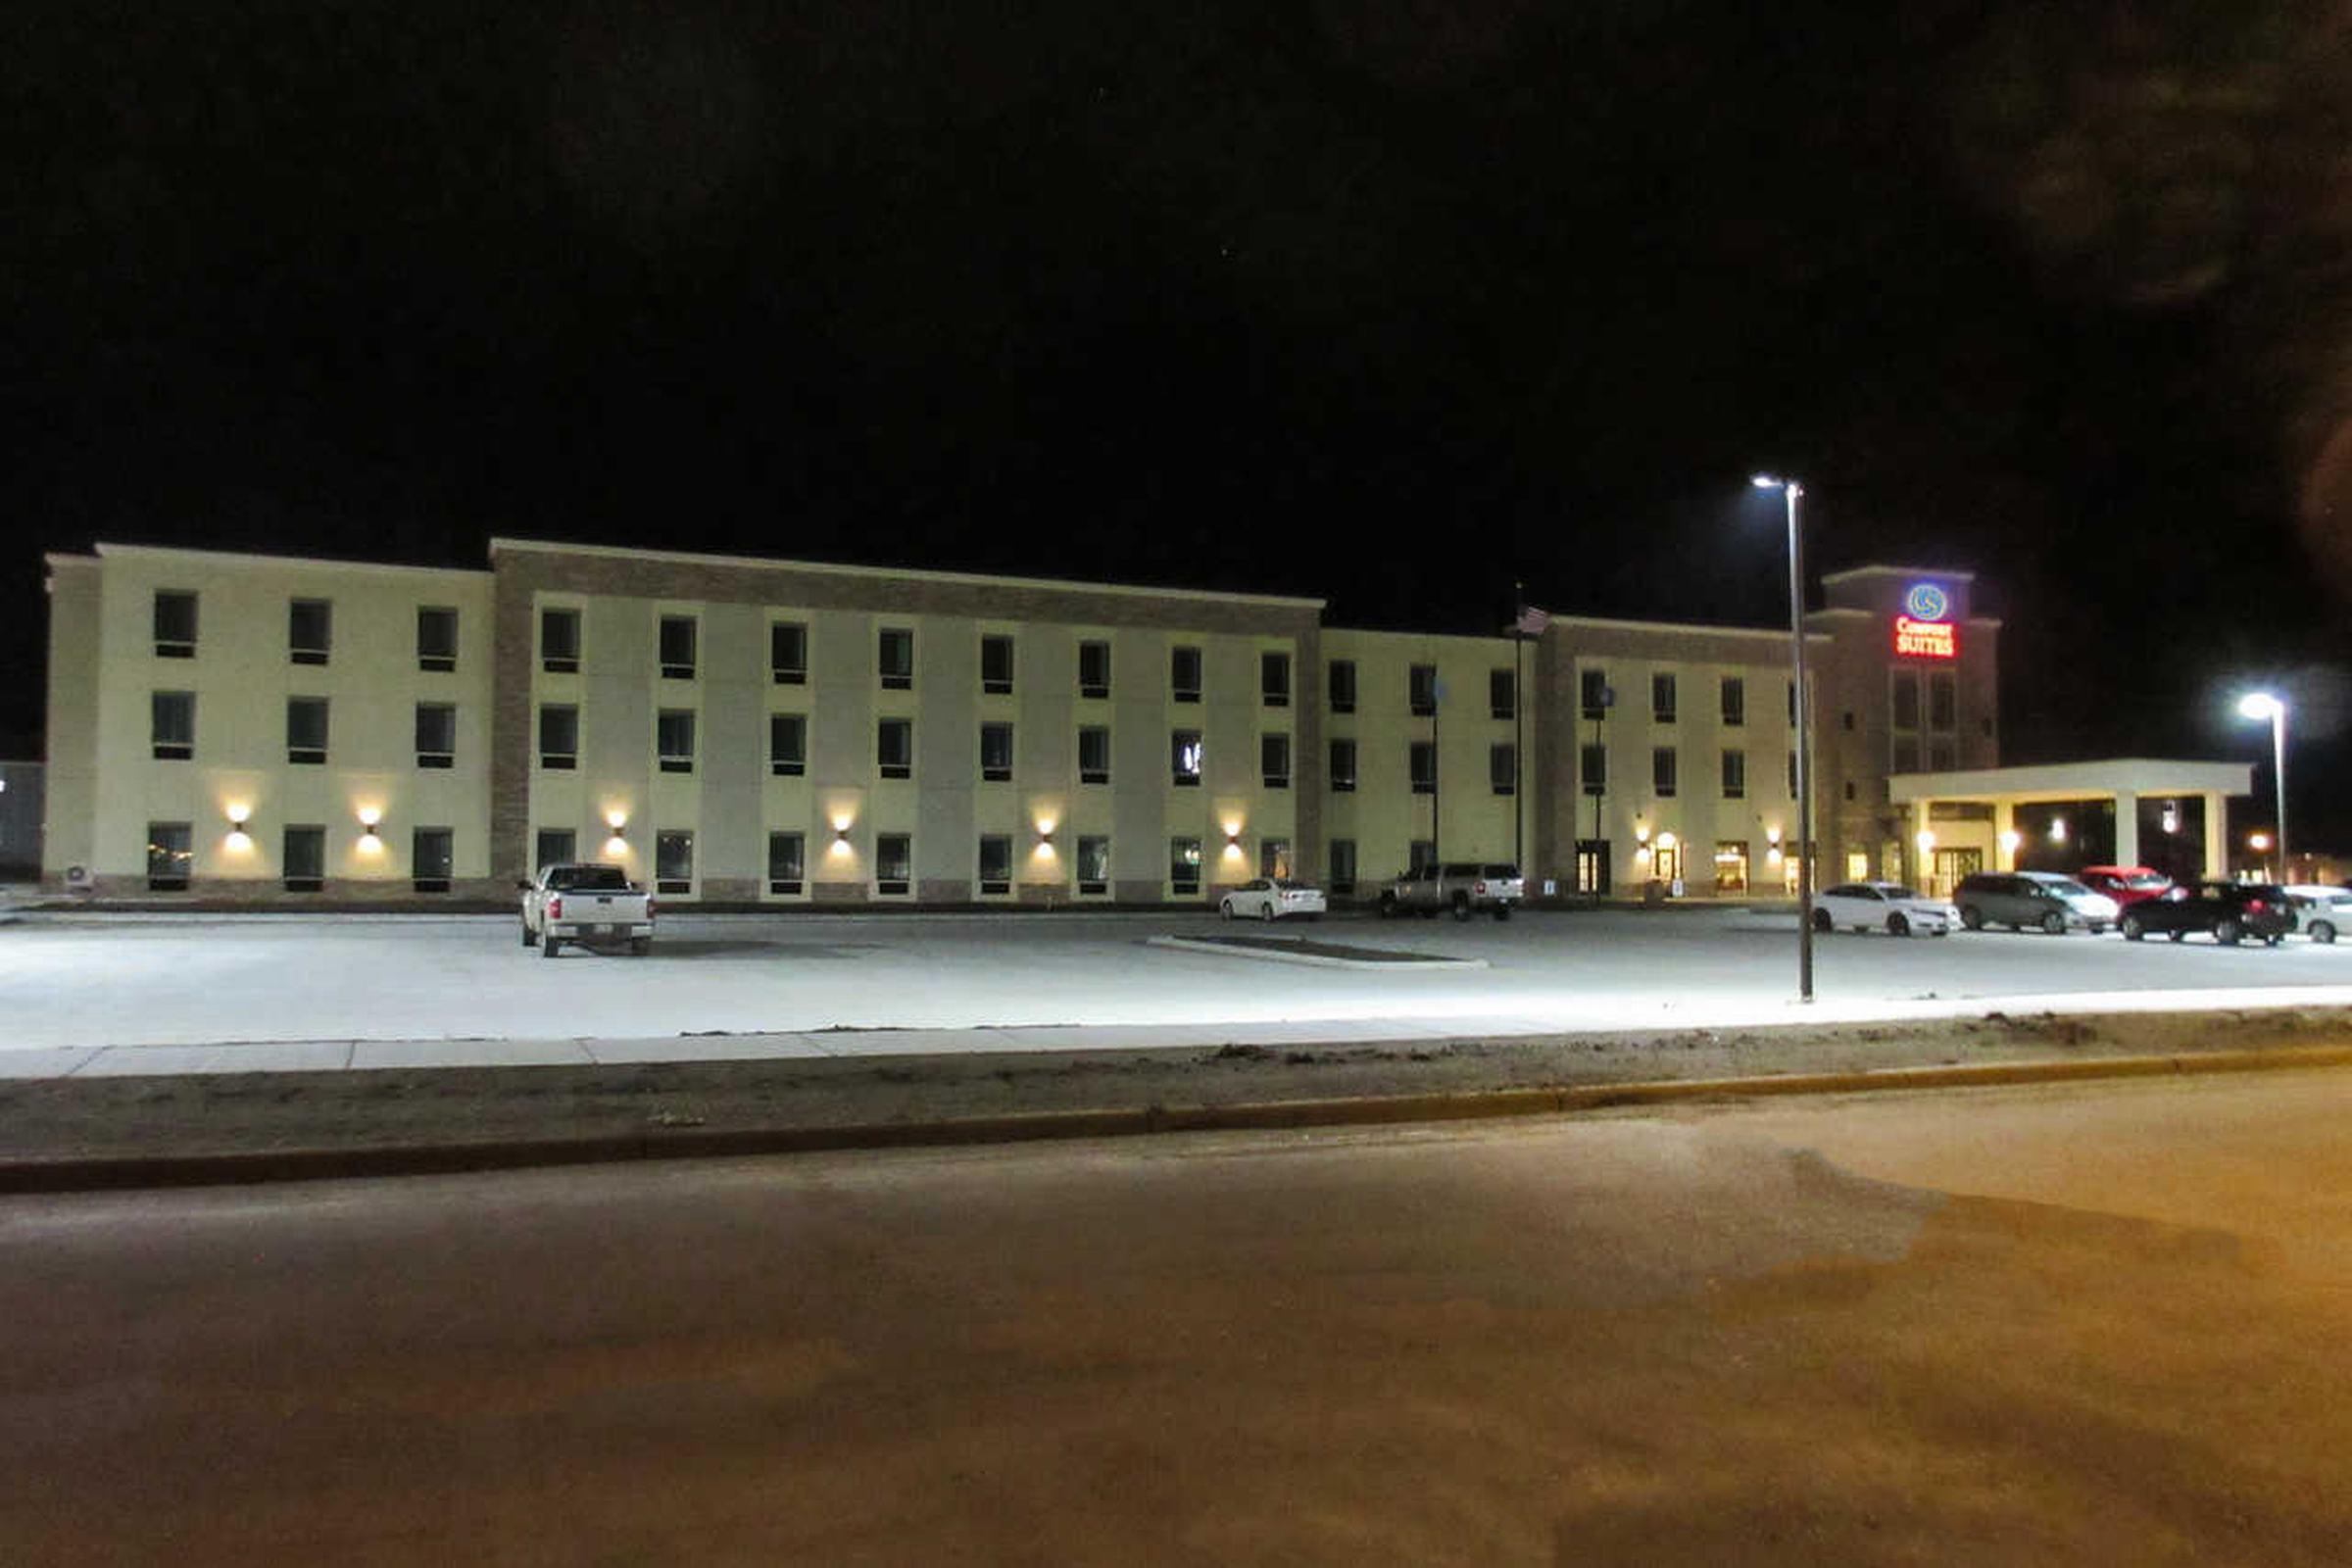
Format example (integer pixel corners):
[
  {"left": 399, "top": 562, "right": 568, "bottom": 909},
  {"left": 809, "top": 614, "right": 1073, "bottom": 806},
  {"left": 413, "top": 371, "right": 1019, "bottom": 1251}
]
[
  {"left": 1377, "top": 861, "right": 1526, "bottom": 921},
  {"left": 519, "top": 862, "right": 655, "bottom": 957}
]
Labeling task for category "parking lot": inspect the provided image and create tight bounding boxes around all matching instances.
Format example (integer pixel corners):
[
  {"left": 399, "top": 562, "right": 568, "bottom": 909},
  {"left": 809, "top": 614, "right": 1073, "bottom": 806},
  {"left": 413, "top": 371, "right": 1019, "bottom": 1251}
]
[{"left": 7, "top": 906, "right": 2352, "bottom": 1060}]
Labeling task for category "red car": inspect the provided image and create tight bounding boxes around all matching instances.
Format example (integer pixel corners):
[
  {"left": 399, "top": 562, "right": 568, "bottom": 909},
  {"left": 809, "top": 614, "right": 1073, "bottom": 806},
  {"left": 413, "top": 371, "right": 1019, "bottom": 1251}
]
[{"left": 2077, "top": 865, "right": 2174, "bottom": 906}]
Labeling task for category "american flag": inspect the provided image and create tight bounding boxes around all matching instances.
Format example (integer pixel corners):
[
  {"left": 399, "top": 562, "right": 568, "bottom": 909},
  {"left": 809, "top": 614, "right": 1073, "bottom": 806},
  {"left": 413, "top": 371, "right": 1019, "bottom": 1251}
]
[{"left": 1511, "top": 605, "right": 1550, "bottom": 637}]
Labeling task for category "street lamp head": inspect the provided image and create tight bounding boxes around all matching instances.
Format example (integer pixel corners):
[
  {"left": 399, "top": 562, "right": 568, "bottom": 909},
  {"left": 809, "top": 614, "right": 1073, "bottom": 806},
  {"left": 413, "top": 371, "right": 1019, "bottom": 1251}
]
[
  {"left": 1751, "top": 473, "right": 1801, "bottom": 497},
  {"left": 2237, "top": 691, "right": 2284, "bottom": 721}
]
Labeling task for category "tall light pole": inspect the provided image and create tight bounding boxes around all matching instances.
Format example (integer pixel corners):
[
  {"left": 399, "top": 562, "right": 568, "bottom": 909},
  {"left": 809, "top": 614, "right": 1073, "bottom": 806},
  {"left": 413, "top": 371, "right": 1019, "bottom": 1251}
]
[
  {"left": 2237, "top": 691, "right": 2287, "bottom": 881},
  {"left": 1754, "top": 475, "right": 1814, "bottom": 1002}
]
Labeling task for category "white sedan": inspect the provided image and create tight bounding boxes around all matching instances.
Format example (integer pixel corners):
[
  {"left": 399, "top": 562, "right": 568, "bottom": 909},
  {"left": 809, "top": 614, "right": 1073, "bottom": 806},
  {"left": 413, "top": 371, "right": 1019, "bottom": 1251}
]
[
  {"left": 1220, "top": 878, "right": 1327, "bottom": 921},
  {"left": 1812, "top": 881, "right": 1961, "bottom": 937}
]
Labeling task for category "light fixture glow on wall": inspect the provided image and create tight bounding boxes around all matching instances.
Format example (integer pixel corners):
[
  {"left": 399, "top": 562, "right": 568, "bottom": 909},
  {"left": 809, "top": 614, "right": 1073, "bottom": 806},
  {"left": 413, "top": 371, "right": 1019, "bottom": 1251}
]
[
  {"left": 224, "top": 804, "right": 253, "bottom": 852},
  {"left": 2049, "top": 816, "right": 2068, "bottom": 844}
]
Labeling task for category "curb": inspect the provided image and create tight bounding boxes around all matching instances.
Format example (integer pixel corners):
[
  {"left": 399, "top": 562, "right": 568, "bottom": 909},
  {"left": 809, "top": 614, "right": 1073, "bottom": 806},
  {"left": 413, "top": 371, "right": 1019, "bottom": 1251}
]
[
  {"left": 1144, "top": 935, "right": 1487, "bottom": 970},
  {"left": 5, "top": 1043, "right": 2350, "bottom": 1195}
]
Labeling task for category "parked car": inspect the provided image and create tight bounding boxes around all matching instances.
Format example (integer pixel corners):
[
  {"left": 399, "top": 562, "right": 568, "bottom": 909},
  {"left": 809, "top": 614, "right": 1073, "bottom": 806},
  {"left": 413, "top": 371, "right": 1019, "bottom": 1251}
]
[
  {"left": 1220, "top": 878, "right": 1327, "bottom": 921},
  {"left": 519, "top": 862, "right": 656, "bottom": 956},
  {"left": 2281, "top": 885, "right": 2352, "bottom": 945},
  {"left": 1378, "top": 862, "right": 1525, "bottom": 920},
  {"left": 2077, "top": 865, "right": 2174, "bottom": 906},
  {"left": 1954, "top": 871, "right": 2121, "bottom": 934},
  {"left": 1812, "top": 882, "right": 1961, "bottom": 936},
  {"left": 2117, "top": 881, "right": 2293, "bottom": 946}
]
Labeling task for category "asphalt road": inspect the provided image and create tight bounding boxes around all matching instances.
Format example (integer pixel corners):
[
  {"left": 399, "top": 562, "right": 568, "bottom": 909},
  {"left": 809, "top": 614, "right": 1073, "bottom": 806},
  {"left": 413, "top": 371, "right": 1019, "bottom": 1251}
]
[
  {"left": 3, "top": 1068, "right": 2347, "bottom": 1564},
  {"left": 7, "top": 906, "right": 2352, "bottom": 1054}
]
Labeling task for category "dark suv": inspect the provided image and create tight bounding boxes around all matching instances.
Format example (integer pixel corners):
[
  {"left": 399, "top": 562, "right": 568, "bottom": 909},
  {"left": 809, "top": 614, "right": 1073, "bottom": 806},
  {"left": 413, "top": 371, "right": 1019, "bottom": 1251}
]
[{"left": 2118, "top": 882, "right": 2294, "bottom": 946}]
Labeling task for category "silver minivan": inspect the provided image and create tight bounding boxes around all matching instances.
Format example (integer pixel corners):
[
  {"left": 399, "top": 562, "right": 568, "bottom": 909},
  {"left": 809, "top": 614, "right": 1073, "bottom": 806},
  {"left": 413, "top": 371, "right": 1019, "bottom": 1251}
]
[{"left": 1955, "top": 871, "right": 2121, "bottom": 934}]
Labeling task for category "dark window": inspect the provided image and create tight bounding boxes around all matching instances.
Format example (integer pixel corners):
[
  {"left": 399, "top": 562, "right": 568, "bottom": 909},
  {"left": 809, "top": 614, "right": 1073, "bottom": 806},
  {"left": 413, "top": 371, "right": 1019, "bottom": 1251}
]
[
  {"left": 1653, "top": 746, "right": 1678, "bottom": 797},
  {"left": 1491, "top": 743, "right": 1516, "bottom": 796},
  {"left": 1261, "top": 733, "right": 1291, "bottom": 789},
  {"left": 1079, "top": 640, "right": 1111, "bottom": 699},
  {"left": 1651, "top": 673, "right": 1677, "bottom": 723},
  {"left": 534, "top": 829, "right": 575, "bottom": 873},
  {"left": 1077, "top": 835, "right": 1110, "bottom": 895},
  {"left": 1409, "top": 663, "right": 1437, "bottom": 716},
  {"left": 1930, "top": 671, "right": 1958, "bottom": 732},
  {"left": 1259, "top": 839, "right": 1292, "bottom": 879},
  {"left": 981, "top": 721, "right": 1014, "bottom": 782},
  {"left": 1891, "top": 673, "right": 1922, "bottom": 731},
  {"left": 1892, "top": 737, "right": 1921, "bottom": 773},
  {"left": 1722, "top": 676, "right": 1746, "bottom": 727},
  {"left": 656, "top": 710, "right": 696, "bottom": 773},
  {"left": 1581, "top": 743, "right": 1607, "bottom": 796},
  {"left": 875, "top": 833, "right": 911, "bottom": 894},
  {"left": 1171, "top": 646, "right": 1202, "bottom": 704},
  {"left": 412, "top": 827, "right": 453, "bottom": 894},
  {"left": 1329, "top": 739, "right": 1356, "bottom": 792},
  {"left": 540, "top": 608, "right": 581, "bottom": 673},
  {"left": 282, "top": 825, "right": 324, "bottom": 892},
  {"left": 147, "top": 821, "right": 192, "bottom": 891},
  {"left": 879, "top": 627, "right": 914, "bottom": 690},
  {"left": 1581, "top": 668, "right": 1609, "bottom": 720},
  {"left": 538, "top": 705, "right": 578, "bottom": 770},
  {"left": 287, "top": 698, "right": 328, "bottom": 765},
  {"left": 1171, "top": 729, "right": 1202, "bottom": 786},
  {"left": 656, "top": 829, "right": 694, "bottom": 895},
  {"left": 1722, "top": 749, "right": 1746, "bottom": 799},
  {"left": 1079, "top": 725, "right": 1110, "bottom": 785},
  {"left": 978, "top": 834, "right": 1013, "bottom": 894},
  {"left": 769, "top": 713, "right": 807, "bottom": 776},
  {"left": 289, "top": 599, "right": 331, "bottom": 665},
  {"left": 771, "top": 621, "right": 808, "bottom": 684},
  {"left": 767, "top": 831, "right": 806, "bottom": 895},
  {"left": 1410, "top": 741, "right": 1436, "bottom": 795},
  {"left": 415, "top": 704, "right": 456, "bottom": 769},
  {"left": 1328, "top": 660, "right": 1357, "bottom": 713},
  {"left": 154, "top": 591, "right": 198, "bottom": 659},
  {"left": 417, "top": 607, "right": 458, "bottom": 672},
  {"left": 660, "top": 615, "right": 698, "bottom": 679},
  {"left": 981, "top": 634, "right": 1014, "bottom": 695},
  {"left": 151, "top": 691, "right": 195, "bottom": 760},
  {"left": 1261, "top": 651, "right": 1292, "bottom": 708},
  {"left": 1329, "top": 838, "right": 1357, "bottom": 895},
  {"left": 1491, "top": 668, "right": 1515, "bottom": 720},
  {"left": 1169, "top": 836, "right": 1201, "bottom": 894},
  {"left": 878, "top": 717, "right": 913, "bottom": 779}
]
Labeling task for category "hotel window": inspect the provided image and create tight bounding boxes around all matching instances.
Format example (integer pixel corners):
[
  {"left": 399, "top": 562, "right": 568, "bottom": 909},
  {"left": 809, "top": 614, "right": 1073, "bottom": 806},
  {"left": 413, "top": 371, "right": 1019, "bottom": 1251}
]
[
  {"left": 766, "top": 831, "right": 805, "bottom": 895},
  {"left": 151, "top": 691, "right": 195, "bottom": 760},
  {"left": 538, "top": 705, "right": 578, "bottom": 770},
  {"left": 1491, "top": 668, "right": 1515, "bottom": 720},
  {"left": 1169, "top": 836, "right": 1202, "bottom": 895},
  {"left": 769, "top": 713, "right": 807, "bottom": 777},
  {"left": 540, "top": 608, "right": 581, "bottom": 673},
  {"left": 1077, "top": 835, "right": 1110, "bottom": 895},
  {"left": 1890, "top": 671, "right": 1922, "bottom": 732},
  {"left": 1409, "top": 741, "right": 1436, "bottom": 795},
  {"left": 1581, "top": 667, "right": 1609, "bottom": 720},
  {"left": 1259, "top": 839, "right": 1292, "bottom": 879},
  {"left": 1722, "top": 749, "right": 1746, "bottom": 799},
  {"left": 417, "top": 607, "right": 458, "bottom": 672},
  {"left": 656, "top": 710, "right": 696, "bottom": 774},
  {"left": 1078, "top": 725, "right": 1110, "bottom": 785},
  {"left": 770, "top": 621, "right": 808, "bottom": 685},
  {"left": 656, "top": 830, "right": 695, "bottom": 895},
  {"left": 154, "top": 591, "right": 198, "bottom": 659},
  {"left": 1651, "top": 673, "right": 1677, "bottom": 723},
  {"left": 1329, "top": 838, "right": 1357, "bottom": 896},
  {"left": 1329, "top": 738, "right": 1357, "bottom": 793},
  {"left": 1490, "top": 743, "right": 1516, "bottom": 796},
  {"left": 878, "top": 718, "right": 913, "bottom": 780},
  {"left": 1079, "top": 640, "right": 1111, "bottom": 699},
  {"left": 287, "top": 698, "right": 329, "bottom": 765},
  {"left": 1930, "top": 740, "right": 1959, "bottom": 771},
  {"left": 874, "top": 833, "right": 911, "bottom": 895},
  {"left": 289, "top": 599, "right": 332, "bottom": 665},
  {"left": 1581, "top": 743, "right": 1607, "bottom": 796},
  {"left": 1171, "top": 729, "right": 1202, "bottom": 786},
  {"left": 1721, "top": 676, "right": 1745, "bottom": 727},
  {"left": 1652, "top": 746, "right": 1678, "bottom": 798},
  {"left": 282, "top": 825, "right": 324, "bottom": 893},
  {"left": 980, "top": 722, "right": 1014, "bottom": 783},
  {"left": 1409, "top": 839, "right": 1435, "bottom": 873},
  {"left": 659, "top": 614, "right": 698, "bottom": 680},
  {"left": 1261, "top": 651, "right": 1291, "bottom": 708},
  {"left": 412, "top": 827, "right": 453, "bottom": 894},
  {"left": 1929, "top": 671, "right": 1958, "bottom": 732},
  {"left": 415, "top": 704, "right": 456, "bottom": 769},
  {"left": 1714, "top": 841, "right": 1751, "bottom": 895},
  {"left": 1892, "top": 738, "right": 1922, "bottom": 773},
  {"left": 981, "top": 634, "right": 1014, "bottom": 695},
  {"left": 1409, "top": 663, "right": 1437, "bottom": 717},
  {"left": 1261, "top": 733, "right": 1291, "bottom": 790},
  {"left": 534, "top": 829, "right": 575, "bottom": 872},
  {"left": 1171, "top": 645, "right": 1202, "bottom": 704},
  {"left": 147, "top": 821, "right": 192, "bottom": 891},
  {"left": 978, "top": 834, "right": 1013, "bottom": 895},
  {"left": 878, "top": 627, "right": 914, "bottom": 690},
  {"left": 1328, "top": 659, "right": 1357, "bottom": 714}
]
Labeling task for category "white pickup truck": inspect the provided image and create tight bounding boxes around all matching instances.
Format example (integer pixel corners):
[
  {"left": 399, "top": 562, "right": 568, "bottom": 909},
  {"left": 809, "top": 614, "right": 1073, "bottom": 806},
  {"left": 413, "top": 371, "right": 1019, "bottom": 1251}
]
[
  {"left": 520, "top": 863, "right": 655, "bottom": 957},
  {"left": 1377, "top": 861, "right": 1526, "bottom": 921}
]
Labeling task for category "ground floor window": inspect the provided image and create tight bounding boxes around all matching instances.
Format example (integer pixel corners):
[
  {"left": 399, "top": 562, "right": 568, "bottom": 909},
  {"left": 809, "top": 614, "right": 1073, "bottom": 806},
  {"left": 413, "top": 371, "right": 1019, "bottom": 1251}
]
[
  {"left": 978, "top": 834, "right": 1013, "bottom": 895},
  {"left": 1259, "top": 838, "right": 1292, "bottom": 879},
  {"left": 534, "top": 828, "right": 575, "bottom": 873},
  {"left": 147, "top": 822, "right": 192, "bottom": 891},
  {"left": 1845, "top": 849, "right": 1870, "bottom": 883},
  {"left": 1329, "top": 839, "right": 1356, "bottom": 896},
  {"left": 1409, "top": 839, "right": 1435, "bottom": 873},
  {"left": 1713, "top": 840, "right": 1749, "bottom": 895},
  {"left": 283, "top": 825, "right": 324, "bottom": 892},
  {"left": 413, "top": 827, "right": 453, "bottom": 894},
  {"left": 1077, "top": 836, "right": 1109, "bottom": 896},
  {"left": 657, "top": 830, "right": 695, "bottom": 895},
  {"left": 875, "top": 833, "right": 911, "bottom": 896},
  {"left": 1170, "top": 837, "right": 1201, "bottom": 896},
  {"left": 767, "top": 831, "right": 805, "bottom": 895},
  {"left": 1576, "top": 838, "right": 1610, "bottom": 896},
  {"left": 1491, "top": 743, "right": 1516, "bottom": 796}
]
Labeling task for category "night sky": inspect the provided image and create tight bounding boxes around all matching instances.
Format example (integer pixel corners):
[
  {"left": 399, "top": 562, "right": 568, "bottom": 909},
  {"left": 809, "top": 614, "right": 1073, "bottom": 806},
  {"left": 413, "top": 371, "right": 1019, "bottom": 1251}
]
[{"left": 11, "top": 2, "right": 2350, "bottom": 840}]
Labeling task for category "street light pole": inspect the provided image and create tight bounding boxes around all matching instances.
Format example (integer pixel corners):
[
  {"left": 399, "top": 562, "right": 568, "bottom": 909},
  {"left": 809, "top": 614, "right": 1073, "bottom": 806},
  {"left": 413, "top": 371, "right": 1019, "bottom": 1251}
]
[
  {"left": 2237, "top": 692, "right": 2288, "bottom": 881},
  {"left": 1755, "top": 475, "right": 1814, "bottom": 1003}
]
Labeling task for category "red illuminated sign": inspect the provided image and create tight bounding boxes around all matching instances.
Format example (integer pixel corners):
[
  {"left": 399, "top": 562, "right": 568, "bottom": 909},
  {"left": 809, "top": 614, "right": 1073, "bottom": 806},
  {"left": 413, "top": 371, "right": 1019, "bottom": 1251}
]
[{"left": 1893, "top": 615, "right": 1958, "bottom": 660}]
